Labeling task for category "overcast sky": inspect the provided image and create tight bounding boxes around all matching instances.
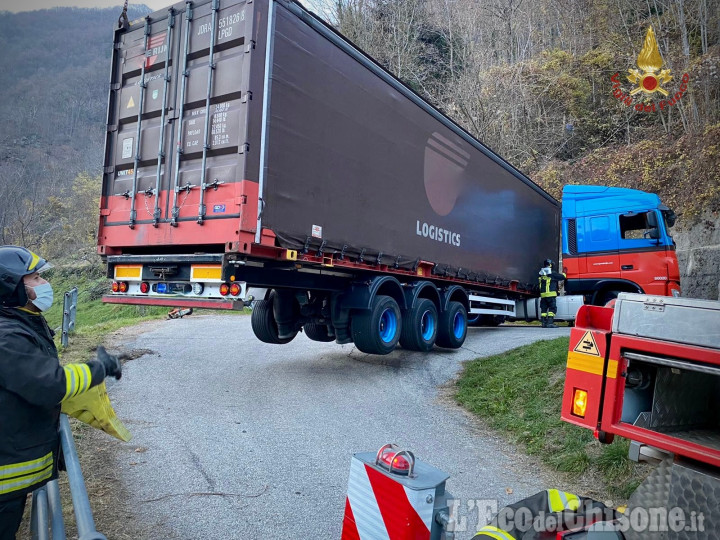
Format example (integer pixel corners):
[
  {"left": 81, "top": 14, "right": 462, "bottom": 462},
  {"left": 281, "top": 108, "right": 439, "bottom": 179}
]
[{"left": 0, "top": 0, "right": 323, "bottom": 12}]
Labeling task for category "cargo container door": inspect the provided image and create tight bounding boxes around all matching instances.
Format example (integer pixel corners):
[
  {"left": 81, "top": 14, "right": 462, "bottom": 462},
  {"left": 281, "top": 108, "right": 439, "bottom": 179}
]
[
  {"left": 100, "top": 0, "right": 260, "bottom": 251},
  {"left": 102, "top": 11, "right": 181, "bottom": 230},
  {"left": 169, "top": 0, "right": 256, "bottom": 228}
]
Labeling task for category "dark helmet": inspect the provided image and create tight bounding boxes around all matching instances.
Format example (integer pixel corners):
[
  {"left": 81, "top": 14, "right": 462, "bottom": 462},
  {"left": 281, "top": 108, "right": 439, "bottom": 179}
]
[
  {"left": 543, "top": 259, "right": 554, "bottom": 268},
  {"left": 0, "top": 246, "right": 52, "bottom": 308}
]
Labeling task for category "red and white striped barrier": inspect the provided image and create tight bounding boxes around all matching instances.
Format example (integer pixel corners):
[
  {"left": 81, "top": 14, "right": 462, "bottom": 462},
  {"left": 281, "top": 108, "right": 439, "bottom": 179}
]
[{"left": 342, "top": 444, "right": 452, "bottom": 540}]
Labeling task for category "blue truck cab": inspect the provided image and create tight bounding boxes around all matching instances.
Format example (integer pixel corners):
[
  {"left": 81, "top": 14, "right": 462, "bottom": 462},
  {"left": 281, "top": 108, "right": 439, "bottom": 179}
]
[{"left": 561, "top": 185, "right": 680, "bottom": 303}]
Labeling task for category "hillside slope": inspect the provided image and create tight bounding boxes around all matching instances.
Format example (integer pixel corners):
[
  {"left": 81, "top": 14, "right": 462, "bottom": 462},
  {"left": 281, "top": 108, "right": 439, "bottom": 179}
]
[{"left": 0, "top": 5, "right": 150, "bottom": 247}]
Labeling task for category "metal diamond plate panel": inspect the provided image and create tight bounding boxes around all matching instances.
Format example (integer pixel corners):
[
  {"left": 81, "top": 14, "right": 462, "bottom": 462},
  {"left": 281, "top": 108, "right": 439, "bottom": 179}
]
[
  {"left": 650, "top": 368, "right": 720, "bottom": 432},
  {"left": 624, "top": 458, "right": 672, "bottom": 540},
  {"left": 624, "top": 458, "right": 720, "bottom": 539},
  {"left": 667, "top": 460, "right": 720, "bottom": 540}
]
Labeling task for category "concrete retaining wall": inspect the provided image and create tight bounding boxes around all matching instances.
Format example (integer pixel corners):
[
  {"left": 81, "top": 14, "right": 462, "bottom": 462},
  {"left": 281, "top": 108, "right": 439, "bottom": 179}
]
[{"left": 673, "top": 212, "right": 720, "bottom": 300}]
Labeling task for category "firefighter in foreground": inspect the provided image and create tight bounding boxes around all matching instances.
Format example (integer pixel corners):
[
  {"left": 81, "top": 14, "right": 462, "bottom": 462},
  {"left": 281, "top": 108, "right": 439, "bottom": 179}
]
[
  {"left": 538, "top": 259, "right": 566, "bottom": 328},
  {"left": 0, "top": 246, "right": 122, "bottom": 539}
]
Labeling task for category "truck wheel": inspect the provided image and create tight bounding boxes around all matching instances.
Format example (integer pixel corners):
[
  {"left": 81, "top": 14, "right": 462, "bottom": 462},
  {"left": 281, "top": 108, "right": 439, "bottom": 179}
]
[
  {"left": 251, "top": 297, "right": 297, "bottom": 344},
  {"left": 351, "top": 295, "right": 402, "bottom": 355},
  {"left": 303, "top": 323, "right": 335, "bottom": 342},
  {"left": 400, "top": 298, "right": 438, "bottom": 351},
  {"left": 467, "top": 313, "right": 483, "bottom": 327},
  {"left": 599, "top": 290, "right": 619, "bottom": 306},
  {"left": 436, "top": 301, "right": 467, "bottom": 349}
]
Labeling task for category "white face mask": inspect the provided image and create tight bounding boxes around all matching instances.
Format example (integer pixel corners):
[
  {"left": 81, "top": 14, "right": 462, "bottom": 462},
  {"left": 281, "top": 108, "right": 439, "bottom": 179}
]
[{"left": 29, "top": 283, "right": 54, "bottom": 312}]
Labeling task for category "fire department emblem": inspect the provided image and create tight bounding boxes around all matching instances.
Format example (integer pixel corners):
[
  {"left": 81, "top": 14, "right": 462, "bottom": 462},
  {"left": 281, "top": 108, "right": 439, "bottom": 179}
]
[{"left": 627, "top": 26, "right": 672, "bottom": 96}]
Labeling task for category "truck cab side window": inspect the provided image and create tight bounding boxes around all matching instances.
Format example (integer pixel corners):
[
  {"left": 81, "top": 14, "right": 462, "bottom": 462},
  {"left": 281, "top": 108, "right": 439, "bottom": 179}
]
[{"left": 620, "top": 213, "right": 650, "bottom": 240}]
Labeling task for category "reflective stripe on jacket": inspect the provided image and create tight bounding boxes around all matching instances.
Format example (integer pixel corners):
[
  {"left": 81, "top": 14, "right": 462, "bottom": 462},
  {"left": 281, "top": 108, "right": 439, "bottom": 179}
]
[
  {"left": 0, "top": 307, "right": 104, "bottom": 500},
  {"left": 539, "top": 271, "right": 566, "bottom": 298},
  {"left": 472, "top": 489, "right": 616, "bottom": 540}
]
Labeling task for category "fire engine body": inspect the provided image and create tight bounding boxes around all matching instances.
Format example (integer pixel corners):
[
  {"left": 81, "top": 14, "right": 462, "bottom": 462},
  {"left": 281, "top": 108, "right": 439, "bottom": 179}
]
[
  {"left": 563, "top": 293, "right": 720, "bottom": 537},
  {"left": 98, "top": 0, "right": 680, "bottom": 355}
]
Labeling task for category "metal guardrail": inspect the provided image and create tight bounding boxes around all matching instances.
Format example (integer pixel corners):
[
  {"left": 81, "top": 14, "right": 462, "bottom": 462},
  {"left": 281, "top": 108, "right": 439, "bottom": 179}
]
[
  {"left": 30, "top": 415, "right": 107, "bottom": 540},
  {"left": 60, "top": 288, "right": 78, "bottom": 348}
]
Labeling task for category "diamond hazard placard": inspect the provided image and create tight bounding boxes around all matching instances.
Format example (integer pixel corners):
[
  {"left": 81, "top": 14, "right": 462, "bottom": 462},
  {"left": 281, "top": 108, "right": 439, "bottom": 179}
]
[{"left": 573, "top": 330, "right": 600, "bottom": 356}]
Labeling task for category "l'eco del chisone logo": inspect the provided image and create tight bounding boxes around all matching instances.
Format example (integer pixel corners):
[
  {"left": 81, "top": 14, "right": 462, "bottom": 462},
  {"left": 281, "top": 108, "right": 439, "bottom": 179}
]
[{"left": 611, "top": 26, "right": 689, "bottom": 113}]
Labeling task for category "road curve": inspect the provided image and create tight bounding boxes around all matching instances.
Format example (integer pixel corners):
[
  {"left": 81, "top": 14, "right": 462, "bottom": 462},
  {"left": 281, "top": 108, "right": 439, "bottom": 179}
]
[{"left": 108, "top": 315, "right": 570, "bottom": 539}]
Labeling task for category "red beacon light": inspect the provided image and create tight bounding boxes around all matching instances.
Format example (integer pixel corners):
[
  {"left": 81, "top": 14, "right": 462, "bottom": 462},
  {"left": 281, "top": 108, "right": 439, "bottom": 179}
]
[
  {"left": 376, "top": 444, "right": 415, "bottom": 476},
  {"left": 118, "top": 281, "right": 129, "bottom": 293},
  {"left": 229, "top": 283, "right": 242, "bottom": 296},
  {"left": 219, "top": 283, "right": 230, "bottom": 296},
  {"left": 140, "top": 282, "right": 150, "bottom": 294},
  {"left": 111, "top": 282, "right": 119, "bottom": 293}
]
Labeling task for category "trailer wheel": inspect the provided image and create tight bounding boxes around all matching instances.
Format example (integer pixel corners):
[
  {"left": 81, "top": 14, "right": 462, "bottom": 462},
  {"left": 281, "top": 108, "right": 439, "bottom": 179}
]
[
  {"left": 251, "top": 297, "right": 297, "bottom": 344},
  {"left": 351, "top": 295, "right": 402, "bottom": 355},
  {"left": 400, "top": 298, "right": 438, "bottom": 351},
  {"left": 467, "top": 313, "right": 483, "bottom": 327},
  {"left": 436, "top": 301, "right": 467, "bottom": 349},
  {"left": 303, "top": 323, "right": 335, "bottom": 342}
]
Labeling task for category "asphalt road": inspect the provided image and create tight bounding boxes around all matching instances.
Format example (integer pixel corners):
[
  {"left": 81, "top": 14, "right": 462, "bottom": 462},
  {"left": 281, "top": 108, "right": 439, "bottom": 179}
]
[{"left": 108, "top": 315, "right": 570, "bottom": 539}]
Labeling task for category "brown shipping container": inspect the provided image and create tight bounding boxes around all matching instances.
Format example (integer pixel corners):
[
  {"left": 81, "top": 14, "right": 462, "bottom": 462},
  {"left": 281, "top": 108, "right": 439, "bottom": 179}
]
[{"left": 99, "top": 0, "right": 559, "bottom": 288}]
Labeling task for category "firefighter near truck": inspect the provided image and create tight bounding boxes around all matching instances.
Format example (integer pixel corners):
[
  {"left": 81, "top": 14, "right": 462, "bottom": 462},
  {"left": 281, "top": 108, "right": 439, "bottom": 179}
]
[{"left": 98, "top": 0, "right": 681, "bottom": 355}]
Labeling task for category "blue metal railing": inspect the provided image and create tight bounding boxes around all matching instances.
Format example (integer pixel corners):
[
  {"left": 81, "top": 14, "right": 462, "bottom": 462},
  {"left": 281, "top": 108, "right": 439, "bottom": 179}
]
[
  {"left": 30, "top": 414, "right": 107, "bottom": 540},
  {"left": 60, "top": 288, "right": 78, "bottom": 349}
]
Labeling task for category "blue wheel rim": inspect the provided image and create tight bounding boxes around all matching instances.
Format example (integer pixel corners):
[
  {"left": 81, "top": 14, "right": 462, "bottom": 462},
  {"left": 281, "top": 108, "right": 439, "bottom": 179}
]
[
  {"left": 379, "top": 308, "right": 398, "bottom": 343},
  {"left": 420, "top": 310, "right": 435, "bottom": 341},
  {"left": 452, "top": 311, "right": 465, "bottom": 339}
]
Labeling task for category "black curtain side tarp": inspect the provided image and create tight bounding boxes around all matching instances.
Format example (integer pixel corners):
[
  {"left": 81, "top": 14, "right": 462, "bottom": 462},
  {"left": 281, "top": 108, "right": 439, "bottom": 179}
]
[{"left": 262, "top": 3, "right": 559, "bottom": 285}]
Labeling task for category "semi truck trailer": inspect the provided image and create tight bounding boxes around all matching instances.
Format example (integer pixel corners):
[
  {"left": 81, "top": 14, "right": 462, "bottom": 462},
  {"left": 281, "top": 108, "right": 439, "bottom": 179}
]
[{"left": 98, "top": 0, "right": 680, "bottom": 355}]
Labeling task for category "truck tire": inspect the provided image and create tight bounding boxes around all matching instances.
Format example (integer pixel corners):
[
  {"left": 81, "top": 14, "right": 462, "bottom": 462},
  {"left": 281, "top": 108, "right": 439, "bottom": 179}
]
[
  {"left": 599, "top": 290, "right": 619, "bottom": 306},
  {"left": 251, "top": 297, "right": 297, "bottom": 344},
  {"left": 436, "top": 301, "right": 467, "bottom": 349},
  {"left": 303, "top": 323, "right": 335, "bottom": 342},
  {"left": 351, "top": 295, "right": 402, "bottom": 355},
  {"left": 467, "top": 313, "right": 483, "bottom": 327},
  {"left": 399, "top": 298, "right": 438, "bottom": 352}
]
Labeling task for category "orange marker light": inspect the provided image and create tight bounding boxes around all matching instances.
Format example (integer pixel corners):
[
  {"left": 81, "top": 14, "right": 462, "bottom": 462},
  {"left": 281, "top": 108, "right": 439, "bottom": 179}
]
[{"left": 572, "top": 389, "right": 588, "bottom": 418}]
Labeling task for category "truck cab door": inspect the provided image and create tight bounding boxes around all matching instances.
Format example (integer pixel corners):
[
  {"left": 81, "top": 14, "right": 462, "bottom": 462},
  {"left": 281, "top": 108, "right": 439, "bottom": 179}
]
[
  {"left": 618, "top": 210, "right": 667, "bottom": 295},
  {"left": 578, "top": 214, "right": 620, "bottom": 276}
]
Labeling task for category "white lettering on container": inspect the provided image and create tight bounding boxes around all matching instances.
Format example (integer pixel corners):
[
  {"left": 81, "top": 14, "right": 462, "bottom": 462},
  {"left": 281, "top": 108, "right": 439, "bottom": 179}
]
[
  {"left": 198, "top": 11, "right": 244, "bottom": 36},
  {"left": 416, "top": 220, "right": 461, "bottom": 247}
]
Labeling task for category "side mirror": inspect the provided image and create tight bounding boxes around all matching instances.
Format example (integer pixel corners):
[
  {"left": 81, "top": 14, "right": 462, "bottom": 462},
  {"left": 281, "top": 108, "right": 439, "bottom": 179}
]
[
  {"left": 646, "top": 227, "right": 661, "bottom": 240},
  {"left": 663, "top": 209, "right": 677, "bottom": 228}
]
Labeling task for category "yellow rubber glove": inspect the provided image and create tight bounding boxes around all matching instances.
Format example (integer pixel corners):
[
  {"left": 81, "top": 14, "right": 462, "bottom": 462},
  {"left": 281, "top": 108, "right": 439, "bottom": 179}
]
[{"left": 61, "top": 382, "right": 132, "bottom": 442}]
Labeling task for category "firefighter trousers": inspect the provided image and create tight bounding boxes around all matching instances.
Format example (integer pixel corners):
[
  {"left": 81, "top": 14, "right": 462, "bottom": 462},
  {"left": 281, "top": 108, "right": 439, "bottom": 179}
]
[
  {"left": 540, "top": 296, "right": 557, "bottom": 317},
  {"left": 0, "top": 495, "right": 26, "bottom": 540}
]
